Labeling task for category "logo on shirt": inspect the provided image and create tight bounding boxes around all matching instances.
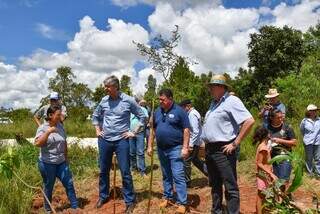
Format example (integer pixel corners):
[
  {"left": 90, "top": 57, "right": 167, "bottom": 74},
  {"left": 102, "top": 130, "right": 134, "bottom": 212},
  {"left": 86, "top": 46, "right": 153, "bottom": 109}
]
[{"left": 168, "top": 114, "right": 175, "bottom": 119}]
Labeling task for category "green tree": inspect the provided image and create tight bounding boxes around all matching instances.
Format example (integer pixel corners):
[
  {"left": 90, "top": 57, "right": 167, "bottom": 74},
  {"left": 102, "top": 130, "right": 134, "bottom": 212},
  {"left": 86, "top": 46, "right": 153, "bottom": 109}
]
[
  {"left": 48, "top": 66, "right": 75, "bottom": 107},
  {"left": 144, "top": 74, "right": 157, "bottom": 106},
  {"left": 120, "top": 75, "right": 132, "bottom": 95},
  {"left": 92, "top": 84, "right": 105, "bottom": 107},
  {"left": 135, "top": 25, "right": 195, "bottom": 83},
  {"left": 71, "top": 83, "right": 92, "bottom": 107}
]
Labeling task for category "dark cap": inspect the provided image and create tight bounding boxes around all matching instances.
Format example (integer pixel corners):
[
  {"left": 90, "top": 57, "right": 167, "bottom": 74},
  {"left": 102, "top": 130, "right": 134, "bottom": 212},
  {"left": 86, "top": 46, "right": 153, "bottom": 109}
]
[{"left": 179, "top": 99, "right": 192, "bottom": 107}]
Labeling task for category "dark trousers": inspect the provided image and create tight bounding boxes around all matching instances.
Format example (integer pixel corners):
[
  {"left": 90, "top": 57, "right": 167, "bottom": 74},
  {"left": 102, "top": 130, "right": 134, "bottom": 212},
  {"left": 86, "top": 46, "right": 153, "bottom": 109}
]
[
  {"left": 184, "top": 145, "right": 208, "bottom": 184},
  {"left": 205, "top": 143, "right": 239, "bottom": 214},
  {"left": 98, "top": 137, "right": 135, "bottom": 205}
]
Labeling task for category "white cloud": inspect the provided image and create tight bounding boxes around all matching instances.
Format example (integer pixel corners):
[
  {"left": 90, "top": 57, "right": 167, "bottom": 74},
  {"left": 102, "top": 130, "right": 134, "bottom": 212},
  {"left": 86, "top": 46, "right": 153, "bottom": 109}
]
[
  {"left": 2, "top": 1, "right": 319, "bottom": 110},
  {"left": 35, "top": 23, "right": 70, "bottom": 41},
  {"left": 271, "top": 1, "right": 320, "bottom": 31},
  {"left": 5, "top": 16, "right": 149, "bottom": 110},
  {"left": 148, "top": 3, "right": 259, "bottom": 75}
]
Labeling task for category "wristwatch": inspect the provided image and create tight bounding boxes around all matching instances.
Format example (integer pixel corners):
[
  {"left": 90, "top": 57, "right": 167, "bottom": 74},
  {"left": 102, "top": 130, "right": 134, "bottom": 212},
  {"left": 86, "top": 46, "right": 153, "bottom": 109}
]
[{"left": 232, "top": 141, "right": 237, "bottom": 148}]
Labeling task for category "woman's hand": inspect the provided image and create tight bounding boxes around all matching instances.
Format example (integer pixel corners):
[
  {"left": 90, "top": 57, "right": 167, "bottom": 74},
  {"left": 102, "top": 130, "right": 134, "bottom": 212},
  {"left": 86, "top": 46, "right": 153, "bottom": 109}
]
[{"left": 47, "top": 126, "right": 57, "bottom": 134}]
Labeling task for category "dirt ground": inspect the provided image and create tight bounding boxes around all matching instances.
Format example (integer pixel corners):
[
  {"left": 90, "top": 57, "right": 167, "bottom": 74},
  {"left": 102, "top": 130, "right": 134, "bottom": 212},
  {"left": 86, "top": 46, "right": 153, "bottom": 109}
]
[{"left": 31, "top": 169, "right": 319, "bottom": 214}]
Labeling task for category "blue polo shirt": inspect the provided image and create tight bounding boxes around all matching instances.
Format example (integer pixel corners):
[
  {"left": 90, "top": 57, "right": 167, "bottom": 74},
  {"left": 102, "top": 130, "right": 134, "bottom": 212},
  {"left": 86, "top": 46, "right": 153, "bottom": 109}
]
[{"left": 153, "top": 103, "right": 190, "bottom": 149}]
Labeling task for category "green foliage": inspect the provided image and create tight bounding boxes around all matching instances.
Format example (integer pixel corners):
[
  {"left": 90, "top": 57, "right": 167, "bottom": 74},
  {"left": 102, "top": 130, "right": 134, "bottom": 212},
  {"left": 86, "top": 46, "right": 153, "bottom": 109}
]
[
  {"left": 68, "top": 106, "right": 92, "bottom": 122},
  {"left": 144, "top": 74, "right": 157, "bottom": 107},
  {"left": 0, "top": 147, "right": 20, "bottom": 179},
  {"left": 92, "top": 84, "right": 105, "bottom": 107},
  {"left": 263, "top": 151, "right": 305, "bottom": 213},
  {"left": 6, "top": 108, "right": 33, "bottom": 122},
  {"left": 47, "top": 66, "right": 92, "bottom": 108},
  {"left": 120, "top": 75, "right": 132, "bottom": 95},
  {"left": 275, "top": 52, "right": 320, "bottom": 119},
  {"left": 134, "top": 25, "right": 195, "bottom": 82}
]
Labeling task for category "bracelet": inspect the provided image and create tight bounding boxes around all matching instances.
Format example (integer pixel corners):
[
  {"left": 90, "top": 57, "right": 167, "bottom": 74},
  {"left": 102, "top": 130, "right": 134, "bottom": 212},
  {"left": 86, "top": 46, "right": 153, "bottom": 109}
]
[{"left": 232, "top": 142, "right": 237, "bottom": 148}]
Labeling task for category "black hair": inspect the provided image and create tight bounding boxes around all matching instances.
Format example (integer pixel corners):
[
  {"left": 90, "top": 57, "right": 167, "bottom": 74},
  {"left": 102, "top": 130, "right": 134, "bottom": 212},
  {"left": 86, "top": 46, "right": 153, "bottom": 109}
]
[
  {"left": 159, "top": 88, "right": 173, "bottom": 99},
  {"left": 267, "top": 108, "right": 282, "bottom": 125},
  {"left": 45, "top": 105, "right": 62, "bottom": 121},
  {"left": 252, "top": 126, "right": 269, "bottom": 145}
]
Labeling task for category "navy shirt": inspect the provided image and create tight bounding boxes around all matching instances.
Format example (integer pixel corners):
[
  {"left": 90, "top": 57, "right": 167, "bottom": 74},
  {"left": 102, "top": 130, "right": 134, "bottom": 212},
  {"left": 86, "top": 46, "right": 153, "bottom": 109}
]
[{"left": 153, "top": 103, "right": 190, "bottom": 149}]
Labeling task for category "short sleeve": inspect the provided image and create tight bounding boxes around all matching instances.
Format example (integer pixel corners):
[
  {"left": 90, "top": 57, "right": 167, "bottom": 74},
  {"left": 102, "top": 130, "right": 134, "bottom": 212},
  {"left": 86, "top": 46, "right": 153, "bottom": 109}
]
[
  {"left": 180, "top": 109, "right": 190, "bottom": 129},
  {"left": 227, "top": 96, "right": 252, "bottom": 125},
  {"left": 34, "top": 125, "right": 46, "bottom": 143},
  {"left": 286, "top": 125, "right": 296, "bottom": 139}
]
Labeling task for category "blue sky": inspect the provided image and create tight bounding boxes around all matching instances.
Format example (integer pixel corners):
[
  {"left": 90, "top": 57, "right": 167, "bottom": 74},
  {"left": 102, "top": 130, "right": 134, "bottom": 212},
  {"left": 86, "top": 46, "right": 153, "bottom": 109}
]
[
  {"left": 0, "top": 0, "right": 153, "bottom": 63},
  {"left": 0, "top": 0, "right": 319, "bottom": 109},
  {"left": 0, "top": 0, "right": 300, "bottom": 64}
]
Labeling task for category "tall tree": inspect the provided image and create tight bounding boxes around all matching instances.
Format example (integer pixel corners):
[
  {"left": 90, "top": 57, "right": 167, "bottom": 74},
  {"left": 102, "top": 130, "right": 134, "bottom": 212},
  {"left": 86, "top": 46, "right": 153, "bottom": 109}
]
[
  {"left": 48, "top": 66, "right": 75, "bottom": 107},
  {"left": 120, "top": 75, "right": 132, "bottom": 95},
  {"left": 92, "top": 84, "right": 105, "bottom": 107},
  {"left": 144, "top": 74, "right": 157, "bottom": 106},
  {"left": 248, "top": 25, "right": 305, "bottom": 86},
  {"left": 134, "top": 25, "right": 195, "bottom": 84},
  {"left": 71, "top": 83, "right": 92, "bottom": 107}
]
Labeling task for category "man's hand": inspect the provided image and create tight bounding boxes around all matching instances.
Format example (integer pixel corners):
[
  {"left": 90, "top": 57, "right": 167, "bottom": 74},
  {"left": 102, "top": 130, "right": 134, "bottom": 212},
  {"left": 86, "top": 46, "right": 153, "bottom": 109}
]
[
  {"left": 181, "top": 147, "right": 189, "bottom": 159},
  {"left": 96, "top": 129, "right": 104, "bottom": 137},
  {"left": 122, "top": 131, "right": 135, "bottom": 139},
  {"left": 222, "top": 142, "right": 237, "bottom": 155}
]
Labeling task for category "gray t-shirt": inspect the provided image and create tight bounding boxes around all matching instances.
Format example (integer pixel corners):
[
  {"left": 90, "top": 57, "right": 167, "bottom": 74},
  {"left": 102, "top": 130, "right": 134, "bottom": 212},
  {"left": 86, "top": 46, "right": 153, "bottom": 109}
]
[
  {"left": 35, "top": 122, "right": 67, "bottom": 164},
  {"left": 34, "top": 104, "right": 67, "bottom": 120}
]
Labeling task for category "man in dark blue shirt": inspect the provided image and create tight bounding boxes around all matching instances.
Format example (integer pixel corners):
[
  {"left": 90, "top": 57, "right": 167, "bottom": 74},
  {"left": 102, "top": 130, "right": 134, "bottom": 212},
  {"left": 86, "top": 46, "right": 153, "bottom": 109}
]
[{"left": 147, "top": 88, "right": 190, "bottom": 214}]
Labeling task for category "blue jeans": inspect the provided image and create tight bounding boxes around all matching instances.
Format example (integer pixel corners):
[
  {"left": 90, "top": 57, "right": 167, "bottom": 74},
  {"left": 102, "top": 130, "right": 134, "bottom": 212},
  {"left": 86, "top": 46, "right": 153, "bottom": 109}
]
[
  {"left": 157, "top": 145, "right": 187, "bottom": 205},
  {"left": 304, "top": 144, "right": 320, "bottom": 175},
  {"left": 129, "top": 132, "right": 146, "bottom": 174},
  {"left": 38, "top": 160, "right": 78, "bottom": 211},
  {"left": 273, "top": 160, "right": 292, "bottom": 180},
  {"left": 98, "top": 137, "right": 135, "bottom": 205},
  {"left": 205, "top": 142, "right": 239, "bottom": 214}
]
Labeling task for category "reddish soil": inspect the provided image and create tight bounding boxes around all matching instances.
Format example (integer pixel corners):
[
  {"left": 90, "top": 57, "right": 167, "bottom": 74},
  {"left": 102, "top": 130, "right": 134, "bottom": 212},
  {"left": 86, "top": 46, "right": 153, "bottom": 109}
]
[{"left": 31, "top": 175, "right": 319, "bottom": 214}]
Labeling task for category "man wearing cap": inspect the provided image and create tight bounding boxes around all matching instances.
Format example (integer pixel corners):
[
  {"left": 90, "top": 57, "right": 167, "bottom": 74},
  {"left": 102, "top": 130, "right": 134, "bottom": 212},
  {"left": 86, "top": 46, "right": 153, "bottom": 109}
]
[
  {"left": 147, "top": 88, "right": 190, "bottom": 214},
  {"left": 92, "top": 75, "right": 147, "bottom": 213},
  {"left": 300, "top": 104, "right": 320, "bottom": 177},
  {"left": 33, "top": 92, "right": 67, "bottom": 126},
  {"left": 259, "top": 88, "right": 286, "bottom": 128},
  {"left": 202, "top": 74, "right": 255, "bottom": 214},
  {"left": 179, "top": 99, "right": 208, "bottom": 187}
]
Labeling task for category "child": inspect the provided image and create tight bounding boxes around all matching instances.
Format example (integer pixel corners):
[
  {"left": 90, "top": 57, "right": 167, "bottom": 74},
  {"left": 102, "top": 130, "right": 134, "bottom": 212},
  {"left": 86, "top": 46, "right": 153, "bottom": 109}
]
[{"left": 253, "top": 126, "right": 278, "bottom": 214}]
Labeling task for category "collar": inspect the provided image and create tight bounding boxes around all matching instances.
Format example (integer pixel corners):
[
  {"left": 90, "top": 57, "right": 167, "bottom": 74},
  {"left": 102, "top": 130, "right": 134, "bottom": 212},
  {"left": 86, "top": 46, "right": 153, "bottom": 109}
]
[
  {"left": 161, "top": 102, "right": 175, "bottom": 113},
  {"left": 107, "top": 91, "right": 122, "bottom": 100}
]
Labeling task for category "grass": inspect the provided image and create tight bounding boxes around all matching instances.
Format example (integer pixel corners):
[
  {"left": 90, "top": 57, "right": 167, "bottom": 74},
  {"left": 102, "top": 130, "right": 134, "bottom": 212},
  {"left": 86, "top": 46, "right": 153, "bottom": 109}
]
[{"left": 0, "top": 119, "right": 95, "bottom": 139}]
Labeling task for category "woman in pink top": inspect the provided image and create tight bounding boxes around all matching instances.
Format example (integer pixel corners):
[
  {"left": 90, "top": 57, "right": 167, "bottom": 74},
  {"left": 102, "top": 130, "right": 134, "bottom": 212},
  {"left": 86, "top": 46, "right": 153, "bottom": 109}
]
[{"left": 253, "top": 126, "right": 278, "bottom": 214}]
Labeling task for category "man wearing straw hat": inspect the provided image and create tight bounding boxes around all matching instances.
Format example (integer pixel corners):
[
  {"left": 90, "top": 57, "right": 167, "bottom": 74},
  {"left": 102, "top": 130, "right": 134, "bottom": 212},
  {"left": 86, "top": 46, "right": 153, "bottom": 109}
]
[
  {"left": 202, "top": 74, "right": 255, "bottom": 214},
  {"left": 259, "top": 88, "right": 286, "bottom": 128},
  {"left": 92, "top": 75, "right": 147, "bottom": 213}
]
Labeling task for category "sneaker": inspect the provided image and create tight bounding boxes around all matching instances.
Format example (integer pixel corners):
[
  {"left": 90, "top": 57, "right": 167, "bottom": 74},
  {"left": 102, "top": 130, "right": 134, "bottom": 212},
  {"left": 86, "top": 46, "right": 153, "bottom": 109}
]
[
  {"left": 159, "top": 199, "right": 171, "bottom": 208},
  {"left": 175, "top": 205, "right": 187, "bottom": 214},
  {"left": 125, "top": 203, "right": 136, "bottom": 214},
  {"left": 96, "top": 198, "right": 108, "bottom": 209}
]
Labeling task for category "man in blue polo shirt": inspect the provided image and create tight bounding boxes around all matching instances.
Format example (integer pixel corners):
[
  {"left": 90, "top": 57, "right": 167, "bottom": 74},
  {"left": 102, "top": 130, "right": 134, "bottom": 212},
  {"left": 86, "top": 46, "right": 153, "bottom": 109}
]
[
  {"left": 202, "top": 74, "right": 255, "bottom": 214},
  {"left": 147, "top": 88, "right": 190, "bottom": 214}
]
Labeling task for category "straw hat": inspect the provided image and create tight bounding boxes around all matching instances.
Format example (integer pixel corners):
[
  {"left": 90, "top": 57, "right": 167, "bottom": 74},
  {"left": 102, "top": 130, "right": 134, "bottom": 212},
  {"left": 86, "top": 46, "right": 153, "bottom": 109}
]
[
  {"left": 307, "top": 104, "right": 318, "bottom": 111},
  {"left": 265, "top": 88, "right": 279, "bottom": 99},
  {"left": 208, "top": 74, "right": 230, "bottom": 88}
]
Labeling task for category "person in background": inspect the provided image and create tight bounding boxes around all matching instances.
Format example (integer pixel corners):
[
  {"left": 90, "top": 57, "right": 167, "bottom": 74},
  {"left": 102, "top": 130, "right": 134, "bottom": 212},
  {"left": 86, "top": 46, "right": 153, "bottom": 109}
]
[
  {"left": 34, "top": 92, "right": 67, "bottom": 126},
  {"left": 179, "top": 99, "right": 208, "bottom": 187},
  {"left": 300, "top": 104, "right": 320, "bottom": 178},
  {"left": 253, "top": 126, "right": 277, "bottom": 214},
  {"left": 201, "top": 74, "right": 255, "bottom": 214},
  {"left": 34, "top": 105, "right": 78, "bottom": 213},
  {"left": 147, "top": 88, "right": 190, "bottom": 214},
  {"left": 267, "top": 109, "right": 296, "bottom": 191},
  {"left": 259, "top": 88, "right": 286, "bottom": 128},
  {"left": 129, "top": 98, "right": 149, "bottom": 177},
  {"left": 92, "top": 75, "right": 146, "bottom": 213}
]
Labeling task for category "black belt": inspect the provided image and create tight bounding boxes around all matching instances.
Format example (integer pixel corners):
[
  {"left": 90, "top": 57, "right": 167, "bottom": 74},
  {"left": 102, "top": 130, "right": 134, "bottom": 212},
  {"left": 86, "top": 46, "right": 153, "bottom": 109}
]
[{"left": 205, "top": 139, "right": 235, "bottom": 151}]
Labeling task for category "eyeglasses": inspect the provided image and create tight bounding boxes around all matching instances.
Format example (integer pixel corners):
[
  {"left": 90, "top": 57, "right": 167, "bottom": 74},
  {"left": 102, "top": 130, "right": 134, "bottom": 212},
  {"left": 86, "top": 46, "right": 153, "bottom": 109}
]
[{"left": 162, "top": 113, "right": 166, "bottom": 122}]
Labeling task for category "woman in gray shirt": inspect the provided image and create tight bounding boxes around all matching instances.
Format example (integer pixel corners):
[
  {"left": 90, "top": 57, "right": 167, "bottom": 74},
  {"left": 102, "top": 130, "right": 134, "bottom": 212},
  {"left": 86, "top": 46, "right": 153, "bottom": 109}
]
[{"left": 34, "top": 105, "right": 78, "bottom": 213}]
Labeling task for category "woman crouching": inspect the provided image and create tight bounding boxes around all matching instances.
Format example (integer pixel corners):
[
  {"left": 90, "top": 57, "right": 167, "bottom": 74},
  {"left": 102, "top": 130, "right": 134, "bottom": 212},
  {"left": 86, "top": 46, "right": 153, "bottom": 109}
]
[{"left": 34, "top": 105, "right": 78, "bottom": 213}]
